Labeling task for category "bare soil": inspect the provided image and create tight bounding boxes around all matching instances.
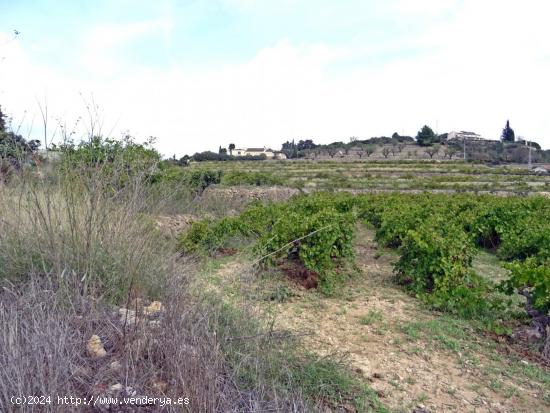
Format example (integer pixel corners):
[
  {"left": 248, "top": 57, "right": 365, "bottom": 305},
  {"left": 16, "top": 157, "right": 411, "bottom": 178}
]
[
  {"left": 211, "top": 227, "right": 549, "bottom": 413},
  {"left": 278, "top": 259, "right": 319, "bottom": 289},
  {"left": 269, "top": 227, "right": 550, "bottom": 412}
]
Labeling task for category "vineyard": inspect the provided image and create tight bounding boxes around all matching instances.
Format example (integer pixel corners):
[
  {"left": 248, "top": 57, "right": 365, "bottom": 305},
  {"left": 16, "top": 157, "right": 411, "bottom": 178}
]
[
  {"left": 178, "top": 189, "right": 550, "bottom": 411},
  {"left": 186, "top": 160, "right": 550, "bottom": 194},
  {"left": 179, "top": 192, "right": 550, "bottom": 352}
]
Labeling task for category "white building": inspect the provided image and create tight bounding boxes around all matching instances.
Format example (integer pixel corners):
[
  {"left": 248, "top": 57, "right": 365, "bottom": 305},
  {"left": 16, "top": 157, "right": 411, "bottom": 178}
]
[
  {"left": 233, "top": 147, "right": 287, "bottom": 159},
  {"left": 447, "top": 131, "right": 484, "bottom": 141}
]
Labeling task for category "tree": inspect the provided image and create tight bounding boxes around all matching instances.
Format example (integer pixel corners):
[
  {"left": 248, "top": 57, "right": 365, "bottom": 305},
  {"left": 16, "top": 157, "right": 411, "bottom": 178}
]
[
  {"left": 382, "top": 147, "right": 391, "bottom": 158},
  {"left": 282, "top": 140, "right": 299, "bottom": 159},
  {"left": 326, "top": 147, "right": 338, "bottom": 158},
  {"left": 425, "top": 144, "right": 440, "bottom": 159},
  {"left": 357, "top": 144, "right": 375, "bottom": 158},
  {"left": 228, "top": 143, "right": 235, "bottom": 155},
  {"left": 218, "top": 146, "right": 227, "bottom": 155},
  {"left": 296, "top": 139, "right": 316, "bottom": 151},
  {"left": 443, "top": 146, "right": 458, "bottom": 159},
  {"left": 356, "top": 144, "right": 365, "bottom": 159},
  {"left": 365, "top": 145, "right": 375, "bottom": 157},
  {"left": 501, "top": 120, "right": 515, "bottom": 142},
  {"left": 416, "top": 125, "right": 436, "bottom": 146},
  {"left": 0, "top": 106, "right": 6, "bottom": 133},
  {"left": 0, "top": 105, "right": 40, "bottom": 166}
]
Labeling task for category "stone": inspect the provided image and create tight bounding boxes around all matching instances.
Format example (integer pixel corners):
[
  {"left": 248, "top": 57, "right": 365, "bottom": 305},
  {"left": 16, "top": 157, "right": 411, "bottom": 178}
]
[
  {"left": 152, "top": 380, "right": 168, "bottom": 393},
  {"left": 412, "top": 405, "right": 431, "bottom": 413},
  {"left": 119, "top": 308, "right": 137, "bottom": 325},
  {"left": 86, "top": 335, "right": 107, "bottom": 359},
  {"left": 143, "top": 301, "right": 163, "bottom": 316},
  {"left": 110, "top": 361, "right": 121, "bottom": 371},
  {"left": 109, "top": 383, "right": 123, "bottom": 392}
]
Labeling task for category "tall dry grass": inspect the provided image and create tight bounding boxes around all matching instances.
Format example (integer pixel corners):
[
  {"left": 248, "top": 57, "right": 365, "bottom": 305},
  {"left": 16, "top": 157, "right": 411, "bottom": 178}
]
[
  {"left": 0, "top": 147, "right": 380, "bottom": 412},
  {"left": 0, "top": 157, "right": 305, "bottom": 412}
]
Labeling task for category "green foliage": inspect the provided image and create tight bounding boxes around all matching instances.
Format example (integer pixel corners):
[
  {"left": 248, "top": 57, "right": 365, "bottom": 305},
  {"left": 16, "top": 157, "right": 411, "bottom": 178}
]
[
  {"left": 394, "top": 220, "right": 475, "bottom": 294},
  {"left": 150, "top": 161, "right": 186, "bottom": 183},
  {"left": 179, "top": 190, "right": 550, "bottom": 320},
  {"left": 501, "top": 120, "right": 515, "bottom": 142},
  {"left": 181, "top": 169, "right": 223, "bottom": 194},
  {"left": 0, "top": 106, "right": 41, "bottom": 166},
  {"left": 416, "top": 125, "right": 437, "bottom": 146},
  {"left": 0, "top": 105, "right": 6, "bottom": 133},
  {"left": 502, "top": 258, "right": 550, "bottom": 312},
  {"left": 357, "top": 193, "right": 549, "bottom": 320},
  {"left": 60, "top": 135, "right": 159, "bottom": 168},
  {"left": 58, "top": 135, "right": 160, "bottom": 189},
  {"left": 221, "top": 170, "right": 283, "bottom": 186},
  {"left": 255, "top": 204, "right": 355, "bottom": 294},
  {"left": 178, "top": 193, "right": 357, "bottom": 293},
  {"left": 177, "top": 217, "right": 242, "bottom": 254},
  {"left": 498, "top": 218, "right": 550, "bottom": 262}
]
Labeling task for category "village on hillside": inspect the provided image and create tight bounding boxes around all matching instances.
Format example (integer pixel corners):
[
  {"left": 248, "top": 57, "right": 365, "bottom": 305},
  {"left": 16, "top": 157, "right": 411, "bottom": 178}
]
[{"left": 185, "top": 123, "right": 549, "bottom": 170}]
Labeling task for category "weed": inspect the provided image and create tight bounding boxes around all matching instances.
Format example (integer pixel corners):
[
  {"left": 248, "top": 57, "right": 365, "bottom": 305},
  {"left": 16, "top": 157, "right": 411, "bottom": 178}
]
[{"left": 360, "top": 309, "right": 383, "bottom": 325}]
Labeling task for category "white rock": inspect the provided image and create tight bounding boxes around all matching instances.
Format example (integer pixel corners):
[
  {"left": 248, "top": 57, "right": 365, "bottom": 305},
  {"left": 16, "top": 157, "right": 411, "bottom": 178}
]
[
  {"left": 110, "top": 383, "right": 123, "bottom": 392},
  {"left": 110, "top": 361, "right": 121, "bottom": 371},
  {"left": 86, "top": 335, "right": 107, "bottom": 359},
  {"left": 143, "top": 301, "right": 164, "bottom": 316}
]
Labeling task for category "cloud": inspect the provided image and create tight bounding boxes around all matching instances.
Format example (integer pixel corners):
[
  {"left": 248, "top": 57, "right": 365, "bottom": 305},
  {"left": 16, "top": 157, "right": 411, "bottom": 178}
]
[
  {"left": 79, "top": 19, "right": 173, "bottom": 74},
  {"left": 1, "top": 0, "right": 550, "bottom": 155}
]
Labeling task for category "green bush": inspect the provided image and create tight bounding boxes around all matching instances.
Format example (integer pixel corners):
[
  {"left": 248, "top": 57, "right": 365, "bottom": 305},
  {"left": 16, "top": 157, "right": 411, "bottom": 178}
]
[
  {"left": 221, "top": 170, "right": 283, "bottom": 186},
  {"left": 499, "top": 219, "right": 550, "bottom": 262},
  {"left": 58, "top": 135, "right": 160, "bottom": 190},
  {"left": 182, "top": 169, "right": 223, "bottom": 194},
  {"left": 502, "top": 258, "right": 550, "bottom": 312},
  {"left": 394, "top": 220, "right": 475, "bottom": 294},
  {"left": 178, "top": 193, "right": 357, "bottom": 294},
  {"left": 255, "top": 205, "right": 355, "bottom": 294}
]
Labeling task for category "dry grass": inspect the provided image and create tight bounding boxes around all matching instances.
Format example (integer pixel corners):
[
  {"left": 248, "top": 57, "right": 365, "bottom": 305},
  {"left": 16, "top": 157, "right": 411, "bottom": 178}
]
[
  {"left": 0, "top": 270, "right": 316, "bottom": 412},
  {"left": 0, "top": 156, "right": 375, "bottom": 412},
  {"left": 0, "top": 163, "right": 171, "bottom": 303}
]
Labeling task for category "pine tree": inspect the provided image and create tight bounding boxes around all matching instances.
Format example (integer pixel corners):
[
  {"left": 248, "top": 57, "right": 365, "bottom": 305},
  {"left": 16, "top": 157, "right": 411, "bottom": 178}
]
[
  {"left": 501, "top": 120, "right": 515, "bottom": 142},
  {"left": 416, "top": 125, "right": 436, "bottom": 146}
]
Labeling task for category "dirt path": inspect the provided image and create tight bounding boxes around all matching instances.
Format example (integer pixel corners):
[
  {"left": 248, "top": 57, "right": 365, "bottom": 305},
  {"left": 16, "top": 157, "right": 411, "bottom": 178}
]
[{"left": 265, "top": 227, "right": 549, "bottom": 413}]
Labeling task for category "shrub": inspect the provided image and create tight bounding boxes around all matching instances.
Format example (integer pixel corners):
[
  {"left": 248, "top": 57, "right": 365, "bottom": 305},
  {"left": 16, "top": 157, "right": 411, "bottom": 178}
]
[
  {"left": 221, "top": 170, "right": 283, "bottom": 186},
  {"left": 394, "top": 220, "right": 475, "bottom": 294},
  {"left": 178, "top": 193, "right": 357, "bottom": 294},
  {"left": 58, "top": 135, "right": 160, "bottom": 191},
  {"left": 498, "top": 219, "right": 550, "bottom": 262},
  {"left": 502, "top": 258, "right": 550, "bottom": 312},
  {"left": 181, "top": 169, "right": 223, "bottom": 194}
]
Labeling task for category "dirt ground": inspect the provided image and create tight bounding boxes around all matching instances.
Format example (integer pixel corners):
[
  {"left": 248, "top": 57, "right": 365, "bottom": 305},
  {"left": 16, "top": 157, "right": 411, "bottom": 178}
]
[{"left": 213, "top": 227, "right": 549, "bottom": 413}]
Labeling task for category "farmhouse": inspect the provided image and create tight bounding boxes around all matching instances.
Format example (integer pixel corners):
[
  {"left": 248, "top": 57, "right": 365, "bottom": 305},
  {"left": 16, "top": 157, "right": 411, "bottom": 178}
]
[
  {"left": 447, "top": 131, "right": 484, "bottom": 141},
  {"left": 233, "top": 147, "right": 287, "bottom": 159}
]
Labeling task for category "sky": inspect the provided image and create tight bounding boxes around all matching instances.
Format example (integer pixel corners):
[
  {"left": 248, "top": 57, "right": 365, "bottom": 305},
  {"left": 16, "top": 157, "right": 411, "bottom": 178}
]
[{"left": 1, "top": 0, "right": 550, "bottom": 156}]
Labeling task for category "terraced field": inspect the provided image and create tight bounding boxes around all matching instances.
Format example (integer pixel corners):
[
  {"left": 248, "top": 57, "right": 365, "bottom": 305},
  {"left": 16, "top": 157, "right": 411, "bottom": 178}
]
[{"left": 188, "top": 160, "right": 550, "bottom": 194}]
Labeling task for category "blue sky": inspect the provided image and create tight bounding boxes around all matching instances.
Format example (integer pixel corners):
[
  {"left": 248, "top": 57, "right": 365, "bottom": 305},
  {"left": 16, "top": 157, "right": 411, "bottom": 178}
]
[{"left": 1, "top": 0, "right": 550, "bottom": 154}]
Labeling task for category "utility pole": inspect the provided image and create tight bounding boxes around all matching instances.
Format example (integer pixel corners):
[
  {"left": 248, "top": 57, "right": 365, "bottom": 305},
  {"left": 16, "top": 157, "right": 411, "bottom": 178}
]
[
  {"left": 463, "top": 135, "right": 466, "bottom": 161},
  {"left": 520, "top": 136, "right": 533, "bottom": 169}
]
